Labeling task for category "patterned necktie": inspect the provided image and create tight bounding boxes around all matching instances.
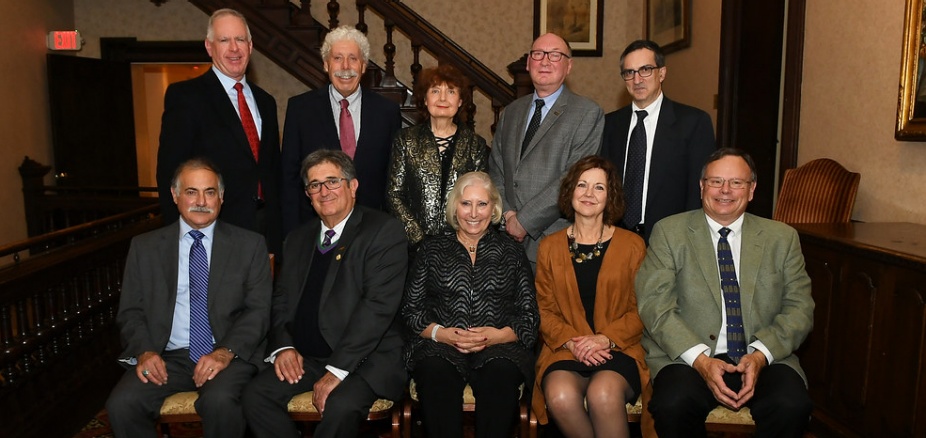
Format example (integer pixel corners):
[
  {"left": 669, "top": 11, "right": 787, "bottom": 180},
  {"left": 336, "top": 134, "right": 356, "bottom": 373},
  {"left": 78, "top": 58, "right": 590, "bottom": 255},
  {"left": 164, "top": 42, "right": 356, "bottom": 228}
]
[
  {"left": 718, "top": 227, "right": 746, "bottom": 362},
  {"left": 319, "top": 229, "right": 337, "bottom": 254},
  {"left": 234, "top": 82, "right": 262, "bottom": 199},
  {"left": 188, "top": 230, "right": 213, "bottom": 363},
  {"left": 521, "top": 99, "right": 545, "bottom": 156},
  {"left": 339, "top": 99, "right": 357, "bottom": 158},
  {"left": 623, "top": 110, "right": 647, "bottom": 228}
]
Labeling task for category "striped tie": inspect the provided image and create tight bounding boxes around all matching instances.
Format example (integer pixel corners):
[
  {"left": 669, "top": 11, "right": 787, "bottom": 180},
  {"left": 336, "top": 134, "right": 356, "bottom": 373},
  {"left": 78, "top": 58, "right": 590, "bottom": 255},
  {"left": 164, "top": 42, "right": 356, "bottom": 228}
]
[
  {"left": 718, "top": 227, "right": 746, "bottom": 362},
  {"left": 188, "top": 230, "right": 213, "bottom": 363}
]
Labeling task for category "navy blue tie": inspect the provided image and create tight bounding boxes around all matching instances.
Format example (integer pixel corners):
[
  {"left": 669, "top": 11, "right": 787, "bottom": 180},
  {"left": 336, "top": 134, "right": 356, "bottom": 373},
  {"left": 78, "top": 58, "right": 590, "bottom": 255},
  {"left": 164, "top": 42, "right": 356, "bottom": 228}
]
[
  {"left": 623, "top": 110, "right": 647, "bottom": 228},
  {"left": 718, "top": 227, "right": 746, "bottom": 362},
  {"left": 188, "top": 230, "right": 213, "bottom": 363},
  {"left": 521, "top": 99, "right": 545, "bottom": 156}
]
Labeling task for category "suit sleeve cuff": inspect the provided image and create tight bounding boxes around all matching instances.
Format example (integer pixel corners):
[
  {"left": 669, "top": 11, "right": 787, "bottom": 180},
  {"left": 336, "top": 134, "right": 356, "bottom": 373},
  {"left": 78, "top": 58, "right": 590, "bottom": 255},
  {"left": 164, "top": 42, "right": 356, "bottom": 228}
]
[{"left": 749, "top": 341, "right": 774, "bottom": 364}]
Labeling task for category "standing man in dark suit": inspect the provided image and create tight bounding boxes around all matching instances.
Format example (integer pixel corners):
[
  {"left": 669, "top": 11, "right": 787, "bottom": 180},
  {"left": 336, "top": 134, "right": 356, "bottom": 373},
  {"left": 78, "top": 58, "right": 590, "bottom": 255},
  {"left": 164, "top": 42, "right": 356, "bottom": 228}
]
[
  {"left": 636, "top": 148, "right": 813, "bottom": 437},
  {"left": 106, "top": 158, "right": 272, "bottom": 438},
  {"left": 489, "top": 32, "right": 604, "bottom": 266},
  {"left": 602, "top": 39, "right": 715, "bottom": 244},
  {"left": 156, "top": 8, "right": 282, "bottom": 255},
  {"left": 280, "top": 25, "right": 402, "bottom": 237},
  {"left": 244, "top": 150, "right": 408, "bottom": 437}
]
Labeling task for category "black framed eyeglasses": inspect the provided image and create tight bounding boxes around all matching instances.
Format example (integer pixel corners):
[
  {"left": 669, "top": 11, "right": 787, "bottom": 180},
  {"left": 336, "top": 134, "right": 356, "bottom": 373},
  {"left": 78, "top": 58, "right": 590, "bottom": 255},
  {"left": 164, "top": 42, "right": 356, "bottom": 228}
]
[
  {"left": 620, "top": 65, "right": 660, "bottom": 81},
  {"left": 529, "top": 50, "right": 571, "bottom": 62},
  {"left": 305, "top": 177, "right": 348, "bottom": 194}
]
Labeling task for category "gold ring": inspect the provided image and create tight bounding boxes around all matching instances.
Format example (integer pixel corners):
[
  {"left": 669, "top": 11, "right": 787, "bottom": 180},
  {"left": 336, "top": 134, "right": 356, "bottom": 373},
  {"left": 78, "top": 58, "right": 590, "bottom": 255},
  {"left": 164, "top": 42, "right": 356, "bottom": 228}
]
[{"left": 208, "top": 368, "right": 213, "bottom": 372}]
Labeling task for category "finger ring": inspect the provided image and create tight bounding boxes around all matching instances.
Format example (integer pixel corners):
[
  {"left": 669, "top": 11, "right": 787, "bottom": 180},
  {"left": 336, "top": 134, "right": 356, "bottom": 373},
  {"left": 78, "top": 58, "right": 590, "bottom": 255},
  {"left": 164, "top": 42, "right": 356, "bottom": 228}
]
[
  {"left": 586, "top": 346, "right": 591, "bottom": 350},
  {"left": 208, "top": 368, "right": 213, "bottom": 372},
  {"left": 142, "top": 369, "right": 149, "bottom": 376}
]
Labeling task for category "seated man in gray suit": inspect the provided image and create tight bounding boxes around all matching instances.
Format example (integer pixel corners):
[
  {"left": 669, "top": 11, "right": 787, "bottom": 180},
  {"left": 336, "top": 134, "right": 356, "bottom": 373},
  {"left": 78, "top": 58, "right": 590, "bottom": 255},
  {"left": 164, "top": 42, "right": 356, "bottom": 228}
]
[
  {"left": 106, "top": 158, "right": 272, "bottom": 438},
  {"left": 636, "top": 148, "right": 814, "bottom": 438},
  {"left": 244, "top": 149, "right": 408, "bottom": 437},
  {"left": 488, "top": 32, "right": 604, "bottom": 267}
]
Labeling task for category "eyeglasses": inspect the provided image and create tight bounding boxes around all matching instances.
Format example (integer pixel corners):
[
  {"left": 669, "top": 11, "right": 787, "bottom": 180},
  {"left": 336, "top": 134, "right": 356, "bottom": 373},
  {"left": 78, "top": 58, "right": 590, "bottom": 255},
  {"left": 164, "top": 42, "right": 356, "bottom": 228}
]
[
  {"left": 702, "top": 177, "right": 753, "bottom": 190},
  {"left": 620, "top": 65, "right": 660, "bottom": 81},
  {"left": 529, "top": 50, "right": 571, "bottom": 62},
  {"left": 305, "top": 177, "right": 348, "bottom": 194}
]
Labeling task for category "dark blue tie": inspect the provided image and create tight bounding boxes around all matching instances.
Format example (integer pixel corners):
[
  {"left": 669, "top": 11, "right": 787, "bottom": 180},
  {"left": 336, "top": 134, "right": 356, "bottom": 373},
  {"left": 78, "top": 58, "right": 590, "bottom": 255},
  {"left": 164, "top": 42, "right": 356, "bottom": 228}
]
[
  {"left": 521, "top": 99, "right": 545, "bottom": 156},
  {"left": 623, "top": 110, "right": 647, "bottom": 228},
  {"left": 188, "top": 230, "right": 213, "bottom": 363},
  {"left": 718, "top": 227, "right": 746, "bottom": 362}
]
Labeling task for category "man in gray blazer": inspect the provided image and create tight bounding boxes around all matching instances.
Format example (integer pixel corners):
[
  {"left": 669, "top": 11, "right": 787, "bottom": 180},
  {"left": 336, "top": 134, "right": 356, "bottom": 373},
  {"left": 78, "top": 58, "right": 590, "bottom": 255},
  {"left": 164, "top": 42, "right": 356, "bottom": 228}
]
[
  {"left": 488, "top": 32, "right": 604, "bottom": 266},
  {"left": 106, "top": 158, "right": 272, "bottom": 438},
  {"left": 636, "top": 148, "right": 814, "bottom": 437},
  {"left": 244, "top": 150, "right": 408, "bottom": 437}
]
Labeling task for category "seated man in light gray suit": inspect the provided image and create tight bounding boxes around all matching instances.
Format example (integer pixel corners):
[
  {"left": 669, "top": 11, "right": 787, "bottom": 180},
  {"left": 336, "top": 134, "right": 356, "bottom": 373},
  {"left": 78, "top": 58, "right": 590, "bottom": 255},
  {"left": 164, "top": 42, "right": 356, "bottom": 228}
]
[
  {"left": 636, "top": 148, "right": 814, "bottom": 438},
  {"left": 106, "top": 158, "right": 272, "bottom": 438},
  {"left": 488, "top": 32, "right": 604, "bottom": 266},
  {"left": 243, "top": 149, "right": 408, "bottom": 438}
]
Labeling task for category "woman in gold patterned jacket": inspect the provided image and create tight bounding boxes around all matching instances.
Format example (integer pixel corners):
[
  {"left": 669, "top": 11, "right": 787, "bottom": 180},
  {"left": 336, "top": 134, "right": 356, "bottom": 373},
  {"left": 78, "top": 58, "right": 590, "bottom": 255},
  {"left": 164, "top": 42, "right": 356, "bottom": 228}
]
[{"left": 386, "top": 64, "right": 488, "bottom": 249}]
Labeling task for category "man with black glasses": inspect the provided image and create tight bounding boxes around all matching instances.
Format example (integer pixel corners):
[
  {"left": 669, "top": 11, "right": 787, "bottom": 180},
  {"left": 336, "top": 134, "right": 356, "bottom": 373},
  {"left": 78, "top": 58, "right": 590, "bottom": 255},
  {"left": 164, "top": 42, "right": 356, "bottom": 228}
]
[
  {"left": 489, "top": 32, "right": 603, "bottom": 269},
  {"left": 601, "top": 39, "right": 716, "bottom": 244}
]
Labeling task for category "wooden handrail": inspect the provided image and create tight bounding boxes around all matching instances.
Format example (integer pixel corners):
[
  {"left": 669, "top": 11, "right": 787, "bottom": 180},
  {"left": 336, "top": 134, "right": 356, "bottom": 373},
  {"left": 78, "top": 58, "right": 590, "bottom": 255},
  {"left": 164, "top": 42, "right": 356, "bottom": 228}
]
[{"left": 356, "top": 0, "right": 517, "bottom": 107}]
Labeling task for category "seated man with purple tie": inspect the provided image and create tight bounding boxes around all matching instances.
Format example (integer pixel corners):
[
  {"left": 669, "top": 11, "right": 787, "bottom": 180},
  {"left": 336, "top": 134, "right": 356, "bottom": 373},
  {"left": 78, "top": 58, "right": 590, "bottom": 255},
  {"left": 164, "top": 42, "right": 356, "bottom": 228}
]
[
  {"left": 243, "top": 150, "right": 408, "bottom": 437},
  {"left": 105, "top": 158, "right": 272, "bottom": 438},
  {"left": 635, "top": 148, "right": 814, "bottom": 438}
]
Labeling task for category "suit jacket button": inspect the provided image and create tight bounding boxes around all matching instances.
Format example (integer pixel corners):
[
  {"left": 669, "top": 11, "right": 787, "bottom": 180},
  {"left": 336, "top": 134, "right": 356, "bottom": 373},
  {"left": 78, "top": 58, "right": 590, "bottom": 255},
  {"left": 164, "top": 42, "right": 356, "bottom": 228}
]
[
  {"left": 513, "top": 182, "right": 519, "bottom": 188},
  {"left": 709, "top": 334, "right": 717, "bottom": 341}
]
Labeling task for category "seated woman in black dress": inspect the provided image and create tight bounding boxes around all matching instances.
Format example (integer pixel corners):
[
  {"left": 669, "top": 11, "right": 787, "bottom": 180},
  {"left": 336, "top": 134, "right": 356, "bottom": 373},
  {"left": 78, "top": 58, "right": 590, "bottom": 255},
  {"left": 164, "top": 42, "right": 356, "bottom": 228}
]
[
  {"left": 402, "top": 171, "right": 539, "bottom": 438},
  {"left": 385, "top": 64, "right": 488, "bottom": 250},
  {"left": 532, "top": 155, "right": 650, "bottom": 438}
]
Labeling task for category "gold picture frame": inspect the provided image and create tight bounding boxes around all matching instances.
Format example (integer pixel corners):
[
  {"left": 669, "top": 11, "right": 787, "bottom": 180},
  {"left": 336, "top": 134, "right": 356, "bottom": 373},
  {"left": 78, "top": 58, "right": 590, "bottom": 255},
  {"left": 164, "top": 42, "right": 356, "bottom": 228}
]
[
  {"left": 646, "top": 0, "right": 691, "bottom": 55},
  {"left": 896, "top": 0, "right": 926, "bottom": 140},
  {"left": 534, "top": 0, "right": 604, "bottom": 57}
]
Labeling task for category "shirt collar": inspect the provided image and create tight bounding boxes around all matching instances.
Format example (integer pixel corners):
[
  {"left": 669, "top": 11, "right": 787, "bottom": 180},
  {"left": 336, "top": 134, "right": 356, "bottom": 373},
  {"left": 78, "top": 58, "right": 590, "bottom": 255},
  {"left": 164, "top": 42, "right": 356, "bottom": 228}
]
[
  {"left": 704, "top": 213, "right": 745, "bottom": 238},
  {"left": 179, "top": 218, "right": 217, "bottom": 241},
  {"left": 329, "top": 84, "right": 361, "bottom": 106},
  {"left": 321, "top": 208, "right": 355, "bottom": 241},
  {"left": 212, "top": 67, "right": 247, "bottom": 92},
  {"left": 632, "top": 90, "right": 664, "bottom": 114},
  {"left": 533, "top": 84, "right": 565, "bottom": 107}
]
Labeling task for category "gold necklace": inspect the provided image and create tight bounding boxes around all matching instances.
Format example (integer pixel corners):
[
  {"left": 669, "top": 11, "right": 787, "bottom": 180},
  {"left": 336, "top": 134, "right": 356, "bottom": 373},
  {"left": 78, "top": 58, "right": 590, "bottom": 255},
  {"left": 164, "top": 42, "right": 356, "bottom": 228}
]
[
  {"left": 568, "top": 224, "right": 604, "bottom": 263},
  {"left": 457, "top": 232, "right": 480, "bottom": 254}
]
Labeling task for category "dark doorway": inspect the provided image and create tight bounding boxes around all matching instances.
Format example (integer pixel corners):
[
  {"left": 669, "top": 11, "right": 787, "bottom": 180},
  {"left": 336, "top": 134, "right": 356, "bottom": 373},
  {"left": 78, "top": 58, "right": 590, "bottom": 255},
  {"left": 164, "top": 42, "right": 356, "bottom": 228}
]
[{"left": 47, "top": 54, "right": 137, "bottom": 187}]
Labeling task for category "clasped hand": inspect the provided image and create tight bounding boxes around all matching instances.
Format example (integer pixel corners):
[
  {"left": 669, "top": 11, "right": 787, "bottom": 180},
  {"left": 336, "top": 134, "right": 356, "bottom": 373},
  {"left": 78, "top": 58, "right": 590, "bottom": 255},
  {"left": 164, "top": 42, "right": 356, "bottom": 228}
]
[
  {"left": 692, "top": 351, "right": 767, "bottom": 410},
  {"left": 565, "top": 334, "right": 612, "bottom": 366},
  {"left": 434, "top": 326, "right": 515, "bottom": 353}
]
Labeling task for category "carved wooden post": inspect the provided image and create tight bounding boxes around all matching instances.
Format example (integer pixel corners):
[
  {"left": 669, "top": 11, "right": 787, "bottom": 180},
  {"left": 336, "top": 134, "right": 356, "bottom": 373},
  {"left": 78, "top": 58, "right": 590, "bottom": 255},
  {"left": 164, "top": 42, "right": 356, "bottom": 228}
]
[
  {"left": 410, "top": 44, "right": 422, "bottom": 92},
  {"left": 292, "top": 1, "right": 315, "bottom": 27},
  {"left": 355, "top": 0, "right": 369, "bottom": 34},
  {"left": 382, "top": 21, "right": 398, "bottom": 87},
  {"left": 507, "top": 54, "right": 533, "bottom": 98},
  {"left": 327, "top": 0, "right": 340, "bottom": 28},
  {"left": 466, "top": 85, "right": 477, "bottom": 129}
]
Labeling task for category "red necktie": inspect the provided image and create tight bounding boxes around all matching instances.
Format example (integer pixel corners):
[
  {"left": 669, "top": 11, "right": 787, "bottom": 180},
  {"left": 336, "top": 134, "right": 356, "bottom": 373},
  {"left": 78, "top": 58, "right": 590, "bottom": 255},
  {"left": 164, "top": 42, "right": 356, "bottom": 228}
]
[
  {"left": 339, "top": 99, "right": 357, "bottom": 158},
  {"left": 234, "top": 82, "right": 262, "bottom": 199}
]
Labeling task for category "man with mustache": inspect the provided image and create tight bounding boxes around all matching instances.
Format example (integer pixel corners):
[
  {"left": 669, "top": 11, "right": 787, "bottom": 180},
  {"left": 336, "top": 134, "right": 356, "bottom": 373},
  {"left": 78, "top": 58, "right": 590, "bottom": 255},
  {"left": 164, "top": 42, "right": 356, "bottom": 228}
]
[
  {"left": 601, "top": 39, "right": 716, "bottom": 245},
  {"left": 106, "top": 158, "right": 272, "bottom": 438},
  {"left": 280, "top": 25, "right": 402, "bottom": 237},
  {"left": 156, "top": 9, "right": 282, "bottom": 255}
]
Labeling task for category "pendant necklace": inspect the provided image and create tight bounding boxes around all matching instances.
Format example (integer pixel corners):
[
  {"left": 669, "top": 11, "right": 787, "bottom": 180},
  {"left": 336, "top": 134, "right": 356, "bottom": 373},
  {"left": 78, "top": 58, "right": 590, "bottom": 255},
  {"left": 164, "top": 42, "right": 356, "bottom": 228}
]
[{"left": 568, "top": 224, "right": 604, "bottom": 263}]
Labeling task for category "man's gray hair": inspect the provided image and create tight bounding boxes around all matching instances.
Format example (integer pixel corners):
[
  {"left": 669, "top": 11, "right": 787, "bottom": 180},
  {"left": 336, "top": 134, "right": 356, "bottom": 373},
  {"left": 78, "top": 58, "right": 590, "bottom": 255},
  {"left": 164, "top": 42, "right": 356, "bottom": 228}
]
[
  {"left": 300, "top": 149, "right": 358, "bottom": 186},
  {"left": 171, "top": 157, "right": 226, "bottom": 195},
  {"left": 320, "top": 25, "right": 371, "bottom": 63},
  {"left": 206, "top": 8, "right": 252, "bottom": 42}
]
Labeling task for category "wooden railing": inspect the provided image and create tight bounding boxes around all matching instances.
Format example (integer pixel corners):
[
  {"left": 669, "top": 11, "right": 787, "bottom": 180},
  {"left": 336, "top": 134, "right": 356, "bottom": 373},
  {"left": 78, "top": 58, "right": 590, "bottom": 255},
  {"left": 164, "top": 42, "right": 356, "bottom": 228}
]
[
  {"left": 181, "top": 0, "right": 529, "bottom": 131},
  {"left": 19, "top": 156, "right": 159, "bottom": 238},
  {"left": 0, "top": 208, "right": 162, "bottom": 438}
]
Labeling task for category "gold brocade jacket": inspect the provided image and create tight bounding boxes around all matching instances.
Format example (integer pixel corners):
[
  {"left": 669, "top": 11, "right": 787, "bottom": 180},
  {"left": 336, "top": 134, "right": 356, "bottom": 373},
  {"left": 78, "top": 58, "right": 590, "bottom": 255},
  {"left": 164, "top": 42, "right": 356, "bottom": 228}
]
[{"left": 386, "top": 123, "right": 488, "bottom": 244}]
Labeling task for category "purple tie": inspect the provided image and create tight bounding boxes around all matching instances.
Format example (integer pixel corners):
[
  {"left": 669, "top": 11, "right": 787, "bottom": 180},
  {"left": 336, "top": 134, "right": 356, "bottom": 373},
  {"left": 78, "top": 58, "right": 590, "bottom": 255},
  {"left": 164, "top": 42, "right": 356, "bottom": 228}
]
[{"left": 319, "top": 229, "right": 337, "bottom": 254}]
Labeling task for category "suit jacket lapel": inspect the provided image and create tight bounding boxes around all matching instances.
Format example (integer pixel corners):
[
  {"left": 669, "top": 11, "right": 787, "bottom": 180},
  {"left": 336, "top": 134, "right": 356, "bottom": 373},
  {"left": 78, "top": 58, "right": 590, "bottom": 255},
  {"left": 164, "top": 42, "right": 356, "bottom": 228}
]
[
  {"left": 738, "top": 214, "right": 764, "bottom": 322},
  {"left": 164, "top": 222, "right": 181, "bottom": 313},
  {"left": 522, "top": 90, "right": 569, "bottom": 159},
  {"left": 208, "top": 222, "right": 231, "bottom": 315},
  {"left": 319, "top": 208, "right": 363, "bottom": 309},
  {"left": 613, "top": 107, "right": 633, "bottom": 178},
  {"left": 647, "top": 98, "right": 677, "bottom": 198},
  {"left": 312, "top": 88, "right": 342, "bottom": 150},
  {"left": 688, "top": 213, "right": 723, "bottom": 310},
  {"left": 203, "top": 71, "right": 255, "bottom": 163}
]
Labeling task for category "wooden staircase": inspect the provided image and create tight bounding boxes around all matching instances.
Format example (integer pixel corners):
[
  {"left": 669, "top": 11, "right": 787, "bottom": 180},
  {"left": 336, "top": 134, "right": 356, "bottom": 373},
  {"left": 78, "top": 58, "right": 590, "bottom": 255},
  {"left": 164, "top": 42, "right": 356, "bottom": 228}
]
[{"left": 183, "top": 0, "right": 524, "bottom": 130}]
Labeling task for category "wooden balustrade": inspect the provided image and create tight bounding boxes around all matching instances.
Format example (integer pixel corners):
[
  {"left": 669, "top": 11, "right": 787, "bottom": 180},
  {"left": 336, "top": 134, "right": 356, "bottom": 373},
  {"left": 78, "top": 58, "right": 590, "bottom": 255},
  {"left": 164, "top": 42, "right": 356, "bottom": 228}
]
[{"left": 0, "top": 208, "right": 162, "bottom": 438}]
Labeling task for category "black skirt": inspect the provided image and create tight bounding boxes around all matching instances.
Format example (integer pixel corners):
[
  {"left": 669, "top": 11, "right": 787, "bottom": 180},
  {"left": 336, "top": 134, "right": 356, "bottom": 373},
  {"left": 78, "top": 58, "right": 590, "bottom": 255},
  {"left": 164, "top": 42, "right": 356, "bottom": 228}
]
[{"left": 542, "top": 351, "right": 642, "bottom": 401}]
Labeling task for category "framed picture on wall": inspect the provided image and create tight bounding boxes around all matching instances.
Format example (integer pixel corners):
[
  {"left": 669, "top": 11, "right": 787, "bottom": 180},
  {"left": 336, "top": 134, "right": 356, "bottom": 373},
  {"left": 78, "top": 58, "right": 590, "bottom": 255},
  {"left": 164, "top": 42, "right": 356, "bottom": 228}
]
[
  {"left": 646, "top": 0, "right": 691, "bottom": 55},
  {"left": 896, "top": 0, "right": 926, "bottom": 140},
  {"left": 533, "top": 0, "right": 604, "bottom": 57}
]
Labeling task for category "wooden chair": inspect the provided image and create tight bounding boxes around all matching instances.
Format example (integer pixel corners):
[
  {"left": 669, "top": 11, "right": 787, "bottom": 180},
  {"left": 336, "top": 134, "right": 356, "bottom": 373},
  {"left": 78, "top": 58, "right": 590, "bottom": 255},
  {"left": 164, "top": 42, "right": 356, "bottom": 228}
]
[
  {"left": 773, "top": 158, "right": 860, "bottom": 223},
  {"left": 401, "top": 380, "right": 534, "bottom": 438},
  {"left": 158, "top": 390, "right": 401, "bottom": 437}
]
